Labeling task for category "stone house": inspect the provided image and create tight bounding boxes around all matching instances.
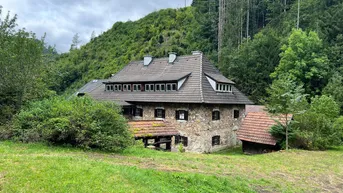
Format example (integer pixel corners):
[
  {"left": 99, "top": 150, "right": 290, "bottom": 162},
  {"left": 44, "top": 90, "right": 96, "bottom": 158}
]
[{"left": 77, "top": 51, "right": 252, "bottom": 153}]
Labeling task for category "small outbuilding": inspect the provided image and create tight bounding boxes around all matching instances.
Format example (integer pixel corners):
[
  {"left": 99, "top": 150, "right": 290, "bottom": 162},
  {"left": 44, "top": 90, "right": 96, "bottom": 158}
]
[
  {"left": 237, "top": 111, "right": 289, "bottom": 154},
  {"left": 128, "top": 120, "right": 179, "bottom": 151}
]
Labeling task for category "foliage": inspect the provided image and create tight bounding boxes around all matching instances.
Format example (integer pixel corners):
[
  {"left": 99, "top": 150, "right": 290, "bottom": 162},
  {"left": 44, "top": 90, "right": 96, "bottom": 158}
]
[
  {"left": 270, "top": 121, "right": 297, "bottom": 149},
  {"left": 266, "top": 76, "right": 307, "bottom": 150},
  {"left": 271, "top": 29, "right": 330, "bottom": 97},
  {"left": 6, "top": 96, "right": 132, "bottom": 152},
  {"left": 221, "top": 29, "right": 281, "bottom": 102},
  {"left": 323, "top": 72, "right": 343, "bottom": 114},
  {"left": 0, "top": 8, "right": 55, "bottom": 124},
  {"left": 294, "top": 95, "right": 341, "bottom": 150}
]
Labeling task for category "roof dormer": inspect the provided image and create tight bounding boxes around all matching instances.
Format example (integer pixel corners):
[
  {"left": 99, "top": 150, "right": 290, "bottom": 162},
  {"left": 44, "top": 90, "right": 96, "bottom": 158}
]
[{"left": 205, "top": 72, "right": 234, "bottom": 93}]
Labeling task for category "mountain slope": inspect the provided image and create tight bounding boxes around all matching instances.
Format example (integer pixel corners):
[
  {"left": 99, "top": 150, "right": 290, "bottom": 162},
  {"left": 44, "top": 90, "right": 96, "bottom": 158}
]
[{"left": 51, "top": 7, "right": 206, "bottom": 93}]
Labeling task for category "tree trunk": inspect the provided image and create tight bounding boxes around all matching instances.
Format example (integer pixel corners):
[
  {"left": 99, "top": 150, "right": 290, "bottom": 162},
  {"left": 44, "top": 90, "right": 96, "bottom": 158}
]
[
  {"left": 284, "top": 0, "right": 287, "bottom": 12},
  {"left": 285, "top": 114, "right": 289, "bottom": 150},
  {"left": 297, "top": 0, "right": 300, "bottom": 29},
  {"left": 246, "top": 0, "right": 250, "bottom": 41}
]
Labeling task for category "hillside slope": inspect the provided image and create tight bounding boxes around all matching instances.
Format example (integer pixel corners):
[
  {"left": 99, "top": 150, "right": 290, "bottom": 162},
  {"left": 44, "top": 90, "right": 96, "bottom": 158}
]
[{"left": 51, "top": 7, "right": 207, "bottom": 93}]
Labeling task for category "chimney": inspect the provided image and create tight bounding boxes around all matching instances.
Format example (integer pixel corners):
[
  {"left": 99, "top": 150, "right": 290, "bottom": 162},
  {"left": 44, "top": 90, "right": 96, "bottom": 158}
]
[
  {"left": 192, "top": 50, "right": 202, "bottom": 55},
  {"left": 144, "top": 55, "right": 153, "bottom": 66},
  {"left": 168, "top": 52, "right": 177, "bottom": 63}
]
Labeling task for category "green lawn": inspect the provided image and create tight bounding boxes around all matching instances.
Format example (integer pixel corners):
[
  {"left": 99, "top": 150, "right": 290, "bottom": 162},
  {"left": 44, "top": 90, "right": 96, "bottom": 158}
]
[{"left": 0, "top": 142, "right": 342, "bottom": 192}]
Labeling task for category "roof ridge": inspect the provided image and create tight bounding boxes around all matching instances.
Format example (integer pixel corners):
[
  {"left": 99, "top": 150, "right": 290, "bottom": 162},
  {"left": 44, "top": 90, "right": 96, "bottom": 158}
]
[{"left": 199, "top": 53, "right": 204, "bottom": 103}]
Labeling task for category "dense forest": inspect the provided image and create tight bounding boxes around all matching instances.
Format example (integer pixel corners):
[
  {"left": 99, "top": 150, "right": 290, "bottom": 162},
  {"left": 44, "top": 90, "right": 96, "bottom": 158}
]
[
  {"left": 48, "top": 0, "right": 343, "bottom": 106},
  {"left": 1, "top": 1, "right": 343, "bottom": 150}
]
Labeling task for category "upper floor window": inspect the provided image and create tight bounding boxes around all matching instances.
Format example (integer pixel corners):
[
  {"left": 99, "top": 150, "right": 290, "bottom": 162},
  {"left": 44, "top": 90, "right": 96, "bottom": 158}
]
[
  {"left": 123, "top": 84, "right": 131, "bottom": 92},
  {"left": 133, "top": 84, "right": 141, "bottom": 91},
  {"left": 166, "top": 83, "right": 177, "bottom": 91},
  {"left": 233, "top": 109, "right": 240, "bottom": 119},
  {"left": 212, "top": 135, "right": 220, "bottom": 146},
  {"left": 154, "top": 108, "right": 165, "bottom": 119},
  {"left": 145, "top": 84, "right": 155, "bottom": 92},
  {"left": 216, "top": 83, "right": 232, "bottom": 92},
  {"left": 212, "top": 110, "right": 220, "bottom": 120},
  {"left": 176, "top": 110, "right": 188, "bottom": 121}
]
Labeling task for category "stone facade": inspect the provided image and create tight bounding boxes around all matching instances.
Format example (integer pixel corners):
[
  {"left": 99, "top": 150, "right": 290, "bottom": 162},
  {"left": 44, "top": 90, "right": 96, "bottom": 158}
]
[{"left": 131, "top": 102, "right": 245, "bottom": 153}]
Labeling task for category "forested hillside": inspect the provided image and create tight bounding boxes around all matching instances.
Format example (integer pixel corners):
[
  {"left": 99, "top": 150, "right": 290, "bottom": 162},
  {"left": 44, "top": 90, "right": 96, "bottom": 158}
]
[
  {"left": 50, "top": 0, "right": 343, "bottom": 107},
  {"left": 50, "top": 7, "right": 201, "bottom": 93}
]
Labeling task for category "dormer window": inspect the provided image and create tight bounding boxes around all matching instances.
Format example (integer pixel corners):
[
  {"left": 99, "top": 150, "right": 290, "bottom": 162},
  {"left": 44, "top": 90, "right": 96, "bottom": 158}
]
[
  {"left": 160, "top": 84, "right": 165, "bottom": 91},
  {"left": 216, "top": 83, "right": 232, "bottom": 92},
  {"left": 133, "top": 84, "right": 141, "bottom": 91},
  {"left": 123, "top": 84, "right": 131, "bottom": 92}
]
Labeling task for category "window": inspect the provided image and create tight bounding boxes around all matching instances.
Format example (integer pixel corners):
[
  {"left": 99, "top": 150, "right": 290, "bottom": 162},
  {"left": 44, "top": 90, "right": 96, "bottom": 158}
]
[
  {"left": 172, "top": 83, "right": 177, "bottom": 91},
  {"left": 175, "top": 136, "right": 188, "bottom": 147},
  {"left": 155, "top": 84, "right": 160, "bottom": 91},
  {"left": 166, "top": 84, "right": 172, "bottom": 91},
  {"left": 145, "top": 84, "right": 154, "bottom": 92},
  {"left": 118, "top": 84, "right": 122, "bottom": 91},
  {"left": 123, "top": 84, "right": 131, "bottom": 92},
  {"left": 233, "top": 110, "right": 240, "bottom": 119},
  {"left": 176, "top": 110, "right": 188, "bottom": 121},
  {"left": 114, "top": 85, "right": 118, "bottom": 91},
  {"left": 160, "top": 84, "right": 165, "bottom": 91},
  {"left": 154, "top": 108, "right": 165, "bottom": 118},
  {"left": 133, "top": 84, "right": 141, "bottom": 91},
  {"left": 134, "top": 107, "right": 143, "bottom": 117},
  {"left": 212, "top": 110, "right": 220, "bottom": 120},
  {"left": 106, "top": 85, "right": 111, "bottom": 91},
  {"left": 212, "top": 136, "right": 220, "bottom": 146},
  {"left": 216, "top": 83, "right": 232, "bottom": 92}
]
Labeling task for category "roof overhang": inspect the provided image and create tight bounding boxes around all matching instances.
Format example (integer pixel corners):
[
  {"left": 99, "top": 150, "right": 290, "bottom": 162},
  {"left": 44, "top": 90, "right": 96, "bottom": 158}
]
[{"left": 128, "top": 120, "right": 179, "bottom": 138}]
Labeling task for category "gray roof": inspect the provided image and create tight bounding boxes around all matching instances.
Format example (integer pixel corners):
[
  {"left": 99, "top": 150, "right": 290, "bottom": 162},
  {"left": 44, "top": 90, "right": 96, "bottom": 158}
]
[
  {"left": 77, "top": 54, "right": 253, "bottom": 105},
  {"left": 204, "top": 72, "right": 235, "bottom": 84},
  {"left": 75, "top": 79, "right": 106, "bottom": 95},
  {"left": 106, "top": 71, "right": 191, "bottom": 83}
]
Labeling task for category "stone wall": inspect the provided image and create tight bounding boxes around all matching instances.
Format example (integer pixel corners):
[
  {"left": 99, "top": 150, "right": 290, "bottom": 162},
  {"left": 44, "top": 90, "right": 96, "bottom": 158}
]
[{"left": 132, "top": 102, "right": 245, "bottom": 153}]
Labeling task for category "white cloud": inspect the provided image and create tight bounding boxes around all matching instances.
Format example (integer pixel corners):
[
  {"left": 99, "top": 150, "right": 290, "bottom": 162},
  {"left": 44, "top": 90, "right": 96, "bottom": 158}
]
[{"left": 0, "top": 0, "right": 192, "bottom": 53}]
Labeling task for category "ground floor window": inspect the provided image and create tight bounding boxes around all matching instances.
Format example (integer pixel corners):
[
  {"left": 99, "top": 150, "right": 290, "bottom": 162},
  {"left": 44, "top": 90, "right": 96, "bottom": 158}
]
[
  {"left": 212, "top": 135, "right": 220, "bottom": 146},
  {"left": 175, "top": 136, "right": 188, "bottom": 147},
  {"left": 133, "top": 107, "right": 143, "bottom": 117}
]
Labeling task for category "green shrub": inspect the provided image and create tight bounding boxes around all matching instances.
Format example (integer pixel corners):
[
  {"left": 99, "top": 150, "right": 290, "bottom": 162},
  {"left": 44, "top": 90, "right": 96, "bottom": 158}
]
[
  {"left": 294, "top": 95, "right": 341, "bottom": 150},
  {"left": 7, "top": 96, "right": 133, "bottom": 152}
]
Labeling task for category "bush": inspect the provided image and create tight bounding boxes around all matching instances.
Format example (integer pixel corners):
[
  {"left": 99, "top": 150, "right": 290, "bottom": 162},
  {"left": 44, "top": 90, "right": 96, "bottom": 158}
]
[
  {"left": 294, "top": 95, "right": 341, "bottom": 150},
  {"left": 7, "top": 96, "right": 133, "bottom": 152}
]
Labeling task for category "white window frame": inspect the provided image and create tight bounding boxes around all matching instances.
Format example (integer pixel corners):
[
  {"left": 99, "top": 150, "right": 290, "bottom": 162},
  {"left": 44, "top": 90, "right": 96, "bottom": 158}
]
[
  {"left": 166, "top": 83, "right": 172, "bottom": 91},
  {"left": 145, "top": 84, "right": 154, "bottom": 92},
  {"left": 160, "top": 84, "right": 166, "bottom": 91},
  {"left": 155, "top": 84, "right": 160, "bottom": 91},
  {"left": 171, "top": 83, "right": 177, "bottom": 91},
  {"left": 216, "top": 83, "right": 232, "bottom": 93}
]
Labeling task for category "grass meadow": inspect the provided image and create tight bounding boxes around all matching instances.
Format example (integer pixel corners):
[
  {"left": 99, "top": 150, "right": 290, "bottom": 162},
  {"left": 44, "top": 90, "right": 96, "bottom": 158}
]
[{"left": 0, "top": 141, "right": 342, "bottom": 192}]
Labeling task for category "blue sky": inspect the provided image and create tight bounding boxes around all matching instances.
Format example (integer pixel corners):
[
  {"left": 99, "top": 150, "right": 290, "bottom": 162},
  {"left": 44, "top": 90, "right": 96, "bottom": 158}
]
[{"left": 0, "top": 0, "right": 193, "bottom": 53}]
